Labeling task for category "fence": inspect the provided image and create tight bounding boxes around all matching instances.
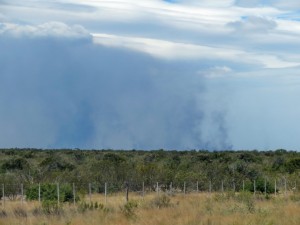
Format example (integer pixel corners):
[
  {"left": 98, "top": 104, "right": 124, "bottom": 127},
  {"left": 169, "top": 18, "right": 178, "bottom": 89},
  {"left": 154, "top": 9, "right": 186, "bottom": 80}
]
[{"left": 0, "top": 178, "right": 298, "bottom": 208}]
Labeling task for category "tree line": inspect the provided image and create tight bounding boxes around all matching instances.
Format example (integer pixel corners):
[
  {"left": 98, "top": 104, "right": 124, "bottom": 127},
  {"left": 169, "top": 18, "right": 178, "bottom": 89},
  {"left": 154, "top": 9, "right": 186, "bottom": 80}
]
[{"left": 0, "top": 148, "right": 299, "bottom": 194}]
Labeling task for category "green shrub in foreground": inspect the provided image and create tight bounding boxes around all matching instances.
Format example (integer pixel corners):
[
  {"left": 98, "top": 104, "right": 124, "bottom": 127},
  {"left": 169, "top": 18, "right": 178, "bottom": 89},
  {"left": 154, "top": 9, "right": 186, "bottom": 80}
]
[{"left": 26, "top": 183, "right": 79, "bottom": 203}]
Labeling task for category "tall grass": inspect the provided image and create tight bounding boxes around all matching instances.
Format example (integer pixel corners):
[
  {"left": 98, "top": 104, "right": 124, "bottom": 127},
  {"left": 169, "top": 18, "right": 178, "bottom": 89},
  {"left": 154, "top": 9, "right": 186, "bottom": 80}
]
[{"left": 0, "top": 192, "right": 299, "bottom": 225}]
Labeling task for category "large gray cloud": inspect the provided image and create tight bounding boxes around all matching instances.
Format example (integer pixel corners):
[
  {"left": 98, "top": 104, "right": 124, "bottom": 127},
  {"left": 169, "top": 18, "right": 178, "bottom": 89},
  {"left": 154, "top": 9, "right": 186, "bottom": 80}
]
[
  {"left": 0, "top": 22, "right": 232, "bottom": 150},
  {"left": 2, "top": 0, "right": 300, "bottom": 151}
]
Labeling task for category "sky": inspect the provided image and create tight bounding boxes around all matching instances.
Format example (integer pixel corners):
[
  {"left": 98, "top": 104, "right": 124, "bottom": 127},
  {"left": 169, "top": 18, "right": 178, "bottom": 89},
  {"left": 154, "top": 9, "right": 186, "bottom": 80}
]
[{"left": 1, "top": 0, "right": 300, "bottom": 150}]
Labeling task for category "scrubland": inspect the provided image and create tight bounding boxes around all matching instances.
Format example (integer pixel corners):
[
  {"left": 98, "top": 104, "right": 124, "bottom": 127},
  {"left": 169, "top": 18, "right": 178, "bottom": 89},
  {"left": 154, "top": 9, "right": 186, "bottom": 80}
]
[{"left": 0, "top": 191, "right": 300, "bottom": 225}]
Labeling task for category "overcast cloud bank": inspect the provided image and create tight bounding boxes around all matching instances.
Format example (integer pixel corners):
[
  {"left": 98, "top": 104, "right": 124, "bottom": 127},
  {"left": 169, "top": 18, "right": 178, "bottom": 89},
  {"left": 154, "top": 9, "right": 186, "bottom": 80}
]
[{"left": 1, "top": 0, "right": 300, "bottom": 150}]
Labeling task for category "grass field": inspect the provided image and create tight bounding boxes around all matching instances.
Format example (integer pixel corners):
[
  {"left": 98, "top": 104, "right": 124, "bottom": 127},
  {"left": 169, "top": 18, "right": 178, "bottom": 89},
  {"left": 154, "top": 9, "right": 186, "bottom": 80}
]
[{"left": 0, "top": 191, "right": 300, "bottom": 225}]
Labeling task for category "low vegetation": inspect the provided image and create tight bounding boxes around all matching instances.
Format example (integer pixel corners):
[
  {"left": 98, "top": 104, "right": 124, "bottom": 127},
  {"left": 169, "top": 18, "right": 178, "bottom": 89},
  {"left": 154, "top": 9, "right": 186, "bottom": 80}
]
[
  {"left": 0, "top": 148, "right": 299, "bottom": 195},
  {"left": 0, "top": 148, "right": 299, "bottom": 224},
  {"left": 0, "top": 191, "right": 299, "bottom": 225}
]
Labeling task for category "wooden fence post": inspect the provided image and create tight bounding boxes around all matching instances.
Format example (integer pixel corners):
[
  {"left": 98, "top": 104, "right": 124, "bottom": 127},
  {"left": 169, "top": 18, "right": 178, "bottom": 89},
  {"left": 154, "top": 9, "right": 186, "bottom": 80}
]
[
  {"left": 57, "top": 183, "right": 60, "bottom": 206},
  {"left": 221, "top": 180, "right": 224, "bottom": 193},
  {"left": 125, "top": 181, "right": 129, "bottom": 202},
  {"left": 264, "top": 178, "right": 267, "bottom": 196},
  {"left": 275, "top": 179, "right": 277, "bottom": 196},
  {"left": 2, "top": 184, "right": 4, "bottom": 208},
  {"left": 105, "top": 182, "right": 107, "bottom": 204},
  {"left": 285, "top": 178, "right": 287, "bottom": 197},
  {"left": 21, "top": 183, "right": 24, "bottom": 205},
  {"left": 89, "top": 183, "right": 92, "bottom": 203},
  {"left": 73, "top": 183, "right": 76, "bottom": 206},
  {"left": 142, "top": 181, "right": 145, "bottom": 200},
  {"left": 233, "top": 180, "right": 236, "bottom": 193},
  {"left": 38, "top": 183, "right": 41, "bottom": 203},
  {"left": 253, "top": 180, "right": 256, "bottom": 196}
]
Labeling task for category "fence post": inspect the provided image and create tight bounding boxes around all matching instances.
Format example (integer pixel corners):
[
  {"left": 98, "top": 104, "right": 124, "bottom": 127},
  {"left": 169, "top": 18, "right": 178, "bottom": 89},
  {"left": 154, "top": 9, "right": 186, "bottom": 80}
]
[
  {"left": 21, "top": 183, "right": 24, "bottom": 205},
  {"left": 264, "top": 178, "right": 267, "bottom": 196},
  {"left": 275, "top": 179, "right": 277, "bottom": 196},
  {"left": 125, "top": 181, "right": 129, "bottom": 202},
  {"left": 38, "top": 183, "right": 41, "bottom": 203},
  {"left": 57, "top": 183, "right": 60, "bottom": 206},
  {"left": 209, "top": 180, "right": 212, "bottom": 195},
  {"left": 142, "top": 181, "right": 145, "bottom": 200},
  {"left": 285, "top": 177, "right": 287, "bottom": 197},
  {"left": 184, "top": 182, "right": 186, "bottom": 196},
  {"left": 242, "top": 180, "right": 245, "bottom": 192},
  {"left": 233, "top": 180, "right": 236, "bottom": 193},
  {"left": 221, "top": 180, "right": 224, "bottom": 193},
  {"left": 2, "top": 184, "right": 4, "bottom": 208},
  {"left": 253, "top": 180, "right": 256, "bottom": 196},
  {"left": 156, "top": 182, "right": 159, "bottom": 196},
  {"left": 196, "top": 181, "right": 199, "bottom": 193},
  {"left": 73, "top": 183, "right": 76, "bottom": 206},
  {"left": 105, "top": 182, "right": 107, "bottom": 204},
  {"left": 89, "top": 183, "right": 92, "bottom": 203}
]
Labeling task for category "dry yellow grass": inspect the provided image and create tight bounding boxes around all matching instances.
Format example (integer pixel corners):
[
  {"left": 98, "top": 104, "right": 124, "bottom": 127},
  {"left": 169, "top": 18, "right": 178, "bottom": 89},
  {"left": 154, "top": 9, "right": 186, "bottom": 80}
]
[{"left": 0, "top": 192, "right": 300, "bottom": 225}]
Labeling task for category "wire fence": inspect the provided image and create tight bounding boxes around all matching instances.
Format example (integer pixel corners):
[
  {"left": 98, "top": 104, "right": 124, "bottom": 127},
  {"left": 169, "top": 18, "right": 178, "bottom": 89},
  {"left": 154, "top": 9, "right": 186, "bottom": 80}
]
[{"left": 0, "top": 177, "right": 298, "bottom": 208}]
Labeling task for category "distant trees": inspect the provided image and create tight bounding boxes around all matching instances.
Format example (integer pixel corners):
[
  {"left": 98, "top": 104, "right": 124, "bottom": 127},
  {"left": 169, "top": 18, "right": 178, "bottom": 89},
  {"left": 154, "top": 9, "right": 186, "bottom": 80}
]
[{"left": 0, "top": 148, "right": 299, "bottom": 194}]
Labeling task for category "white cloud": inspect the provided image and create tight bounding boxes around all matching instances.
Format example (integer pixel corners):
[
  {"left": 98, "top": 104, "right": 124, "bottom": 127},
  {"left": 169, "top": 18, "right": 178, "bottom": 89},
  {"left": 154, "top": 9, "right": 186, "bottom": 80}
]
[
  {"left": 0, "top": 22, "right": 91, "bottom": 39},
  {"left": 228, "top": 16, "right": 277, "bottom": 32},
  {"left": 198, "top": 66, "right": 233, "bottom": 78},
  {"left": 236, "top": 0, "right": 300, "bottom": 10},
  {"left": 92, "top": 33, "right": 300, "bottom": 69}
]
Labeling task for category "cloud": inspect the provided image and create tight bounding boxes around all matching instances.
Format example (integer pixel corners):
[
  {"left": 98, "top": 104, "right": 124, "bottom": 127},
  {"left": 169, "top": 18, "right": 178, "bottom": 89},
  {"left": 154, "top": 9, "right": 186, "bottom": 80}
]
[
  {"left": 165, "top": 0, "right": 235, "bottom": 7},
  {"left": 235, "top": 0, "right": 263, "bottom": 8},
  {"left": 235, "top": 0, "right": 300, "bottom": 10},
  {"left": 228, "top": 16, "right": 277, "bottom": 33},
  {"left": 198, "top": 66, "right": 233, "bottom": 79},
  {"left": 0, "top": 23, "right": 232, "bottom": 150},
  {"left": 0, "top": 13, "right": 7, "bottom": 22},
  {"left": 0, "top": 22, "right": 91, "bottom": 39},
  {"left": 1, "top": 1, "right": 300, "bottom": 150},
  {"left": 92, "top": 33, "right": 300, "bottom": 69}
]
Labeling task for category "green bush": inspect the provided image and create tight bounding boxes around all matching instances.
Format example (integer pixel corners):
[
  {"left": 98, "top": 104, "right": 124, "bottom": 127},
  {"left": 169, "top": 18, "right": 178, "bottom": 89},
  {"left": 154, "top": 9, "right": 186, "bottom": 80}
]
[
  {"left": 78, "top": 202, "right": 104, "bottom": 213},
  {"left": 244, "top": 178, "right": 275, "bottom": 194},
  {"left": 26, "top": 183, "right": 79, "bottom": 203},
  {"left": 120, "top": 201, "right": 138, "bottom": 219}
]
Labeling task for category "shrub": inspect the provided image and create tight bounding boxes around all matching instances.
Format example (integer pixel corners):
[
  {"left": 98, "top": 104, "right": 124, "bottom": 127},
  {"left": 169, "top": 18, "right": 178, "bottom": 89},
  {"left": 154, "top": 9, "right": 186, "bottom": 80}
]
[
  {"left": 1, "top": 158, "right": 29, "bottom": 171},
  {"left": 150, "top": 194, "right": 172, "bottom": 208},
  {"left": 120, "top": 201, "right": 138, "bottom": 219},
  {"left": 26, "top": 183, "right": 79, "bottom": 203},
  {"left": 42, "top": 200, "right": 64, "bottom": 215},
  {"left": 32, "top": 207, "right": 44, "bottom": 216},
  {"left": 78, "top": 202, "right": 104, "bottom": 213},
  {"left": 13, "top": 207, "right": 27, "bottom": 218},
  {"left": 0, "top": 210, "right": 7, "bottom": 218},
  {"left": 237, "top": 191, "right": 255, "bottom": 213},
  {"left": 244, "top": 179, "right": 275, "bottom": 194}
]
